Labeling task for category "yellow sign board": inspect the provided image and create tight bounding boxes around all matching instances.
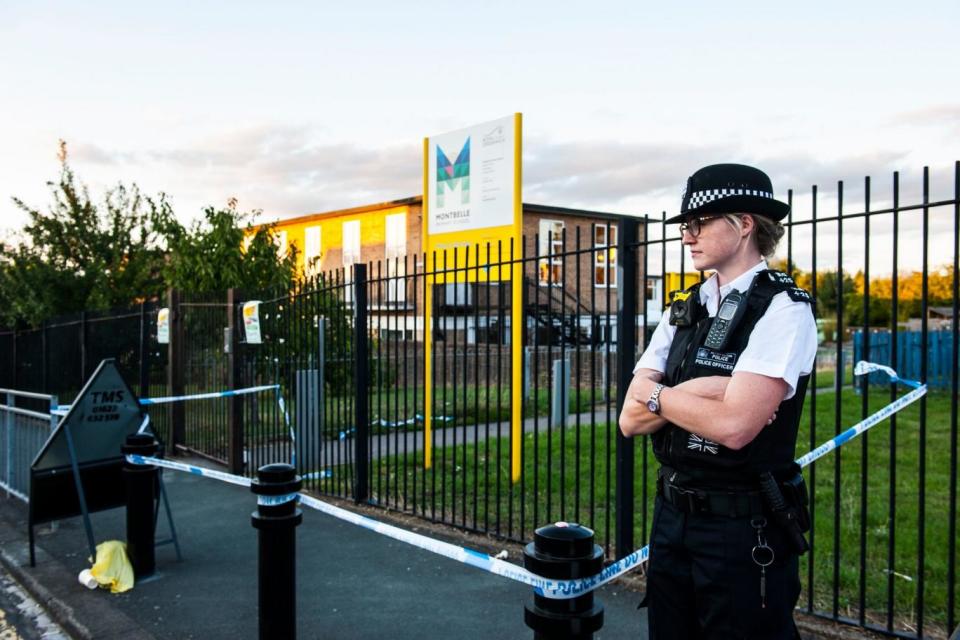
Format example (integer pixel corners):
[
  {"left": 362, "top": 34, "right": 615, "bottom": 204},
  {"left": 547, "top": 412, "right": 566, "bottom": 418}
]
[{"left": 422, "top": 113, "right": 524, "bottom": 482}]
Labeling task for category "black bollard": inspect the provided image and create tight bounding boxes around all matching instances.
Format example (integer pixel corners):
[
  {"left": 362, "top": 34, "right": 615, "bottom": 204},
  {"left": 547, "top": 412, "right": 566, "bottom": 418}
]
[
  {"left": 251, "top": 463, "right": 302, "bottom": 640},
  {"left": 523, "top": 522, "right": 604, "bottom": 639},
  {"left": 122, "top": 433, "right": 159, "bottom": 578}
]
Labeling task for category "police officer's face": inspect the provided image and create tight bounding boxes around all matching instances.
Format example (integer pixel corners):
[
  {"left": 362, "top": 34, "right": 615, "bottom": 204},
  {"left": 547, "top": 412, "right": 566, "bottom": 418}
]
[{"left": 680, "top": 214, "right": 744, "bottom": 271}]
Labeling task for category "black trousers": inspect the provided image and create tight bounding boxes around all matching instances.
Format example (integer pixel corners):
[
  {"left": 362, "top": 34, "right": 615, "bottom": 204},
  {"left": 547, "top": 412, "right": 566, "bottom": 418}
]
[{"left": 642, "top": 496, "right": 801, "bottom": 639}]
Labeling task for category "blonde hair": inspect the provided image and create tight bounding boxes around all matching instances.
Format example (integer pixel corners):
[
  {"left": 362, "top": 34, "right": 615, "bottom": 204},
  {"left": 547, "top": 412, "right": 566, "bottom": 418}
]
[{"left": 721, "top": 214, "right": 784, "bottom": 258}]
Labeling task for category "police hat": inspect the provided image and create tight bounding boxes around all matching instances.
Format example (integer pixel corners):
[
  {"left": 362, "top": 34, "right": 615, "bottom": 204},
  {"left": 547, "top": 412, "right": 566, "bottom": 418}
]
[{"left": 664, "top": 163, "right": 790, "bottom": 224}]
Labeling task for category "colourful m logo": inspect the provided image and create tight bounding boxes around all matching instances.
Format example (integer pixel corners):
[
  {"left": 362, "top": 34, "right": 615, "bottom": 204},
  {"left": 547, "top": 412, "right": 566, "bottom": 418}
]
[{"left": 436, "top": 137, "right": 470, "bottom": 207}]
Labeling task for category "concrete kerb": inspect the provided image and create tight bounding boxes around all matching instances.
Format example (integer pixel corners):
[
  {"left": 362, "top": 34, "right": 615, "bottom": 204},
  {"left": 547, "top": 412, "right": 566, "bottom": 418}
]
[{"left": 0, "top": 501, "right": 156, "bottom": 640}]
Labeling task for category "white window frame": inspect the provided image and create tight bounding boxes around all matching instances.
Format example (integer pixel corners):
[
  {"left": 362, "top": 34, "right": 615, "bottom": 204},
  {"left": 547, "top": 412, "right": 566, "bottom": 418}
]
[
  {"left": 274, "top": 230, "right": 288, "bottom": 259},
  {"left": 304, "top": 226, "right": 321, "bottom": 276},
  {"left": 593, "top": 223, "right": 617, "bottom": 288},
  {"left": 385, "top": 213, "right": 406, "bottom": 303},
  {"left": 342, "top": 220, "right": 361, "bottom": 304},
  {"left": 538, "top": 219, "right": 564, "bottom": 287}
]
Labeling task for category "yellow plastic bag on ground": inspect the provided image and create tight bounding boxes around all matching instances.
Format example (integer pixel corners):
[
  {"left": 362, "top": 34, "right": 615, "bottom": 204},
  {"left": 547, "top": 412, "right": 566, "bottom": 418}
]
[{"left": 88, "top": 541, "right": 135, "bottom": 593}]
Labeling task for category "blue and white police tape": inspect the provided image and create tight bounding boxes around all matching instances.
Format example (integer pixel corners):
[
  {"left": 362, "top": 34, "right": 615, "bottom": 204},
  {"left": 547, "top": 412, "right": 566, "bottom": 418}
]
[
  {"left": 339, "top": 414, "right": 454, "bottom": 440},
  {"left": 138, "top": 384, "right": 282, "bottom": 406},
  {"left": 124, "top": 453, "right": 633, "bottom": 599},
  {"left": 125, "top": 360, "right": 926, "bottom": 600},
  {"left": 623, "top": 360, "right": 928, "bottom": 574},
  {"left": 55, "top": 383, "right": 283, "bottom": 413},
  {"left": 794, "top": 361, "right": 926, "bottom": 468},
  {"left": 58, "top": 383, "right": 298, "bottom": 465},
  {"left": 125, "top": 454, "right": 252, "bottom": 488},
  {"left": 296, "top": 492, "right": 649, "bottom": 599},
  {"left": 257, "top": 493, "right": 299, "bottom": 507}
]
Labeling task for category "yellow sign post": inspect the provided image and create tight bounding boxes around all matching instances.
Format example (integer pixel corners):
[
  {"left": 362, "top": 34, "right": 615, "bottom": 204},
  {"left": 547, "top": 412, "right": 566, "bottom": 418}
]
[{"left": 422, "top": 113, "right": 524, "bottom": 481}]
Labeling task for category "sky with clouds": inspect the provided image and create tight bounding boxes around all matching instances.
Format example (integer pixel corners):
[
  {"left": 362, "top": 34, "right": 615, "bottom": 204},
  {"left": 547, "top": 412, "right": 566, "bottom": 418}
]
[{"left": 1, "top": 0, "right": 957, "bottom": 273}]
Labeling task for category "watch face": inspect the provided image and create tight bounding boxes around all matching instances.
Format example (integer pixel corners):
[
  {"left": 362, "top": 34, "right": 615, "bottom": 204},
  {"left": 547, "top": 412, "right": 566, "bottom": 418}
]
[{"left": 647, "top": 400, "right": 659, "bottom": 413}]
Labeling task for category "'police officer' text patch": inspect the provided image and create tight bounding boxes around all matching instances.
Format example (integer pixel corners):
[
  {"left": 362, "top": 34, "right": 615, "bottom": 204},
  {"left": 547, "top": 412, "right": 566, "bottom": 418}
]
[{"left": 694, "top": 347, "right": 738, "bottom": 371}]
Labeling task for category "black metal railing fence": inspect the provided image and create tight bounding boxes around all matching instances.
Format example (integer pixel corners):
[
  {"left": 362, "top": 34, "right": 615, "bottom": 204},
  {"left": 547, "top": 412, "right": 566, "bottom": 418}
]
[{"left": 1, "top": 161, "right": 956, "bottom": 638}]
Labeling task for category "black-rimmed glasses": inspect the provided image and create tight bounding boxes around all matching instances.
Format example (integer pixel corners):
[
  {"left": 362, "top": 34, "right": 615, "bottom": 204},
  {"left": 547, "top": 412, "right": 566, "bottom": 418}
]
[{"left": 678, "top": 215, "right": 723, "bottom": 238}]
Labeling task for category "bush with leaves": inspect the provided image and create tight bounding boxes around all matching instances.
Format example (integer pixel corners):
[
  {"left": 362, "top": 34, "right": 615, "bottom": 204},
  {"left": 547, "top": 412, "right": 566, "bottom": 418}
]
[{"left": 1, "top": 144, "right": 175, "bottom": 327}]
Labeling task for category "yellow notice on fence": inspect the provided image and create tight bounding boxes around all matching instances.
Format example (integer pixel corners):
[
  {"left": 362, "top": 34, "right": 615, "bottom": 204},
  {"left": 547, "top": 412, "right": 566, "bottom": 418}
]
[
  {"left": 157, "top": 308, "right": 170, "bottom": 344},
  {"left": 243, "top": 301, "right": 262, "bottom": 344}
]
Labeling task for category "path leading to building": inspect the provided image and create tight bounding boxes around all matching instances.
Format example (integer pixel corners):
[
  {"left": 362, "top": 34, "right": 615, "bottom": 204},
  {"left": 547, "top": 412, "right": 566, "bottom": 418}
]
[{"left": 0, "top": 460, "right": 647, "bottom": 639}]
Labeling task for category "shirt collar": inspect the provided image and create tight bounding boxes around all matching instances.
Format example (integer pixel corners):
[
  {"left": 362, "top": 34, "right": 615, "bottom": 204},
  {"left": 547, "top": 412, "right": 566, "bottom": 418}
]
[{"left": 699, "top": 260, "right": 768, "bottom": 314}]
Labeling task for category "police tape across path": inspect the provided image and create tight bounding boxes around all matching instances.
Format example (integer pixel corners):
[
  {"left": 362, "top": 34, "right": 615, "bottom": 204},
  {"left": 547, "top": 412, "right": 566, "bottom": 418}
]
[
  {"left": 125, "top": 361, "right": 925, "bottom": 600},
  {"left": 53, "top": 384, "right": 285, "bottom": 415}
]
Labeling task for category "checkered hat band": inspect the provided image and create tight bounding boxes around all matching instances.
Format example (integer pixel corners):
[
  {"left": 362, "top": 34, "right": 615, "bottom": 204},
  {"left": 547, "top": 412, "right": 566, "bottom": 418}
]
[{"left": 686, "top": 188, "right": 774, "bottom": 209}]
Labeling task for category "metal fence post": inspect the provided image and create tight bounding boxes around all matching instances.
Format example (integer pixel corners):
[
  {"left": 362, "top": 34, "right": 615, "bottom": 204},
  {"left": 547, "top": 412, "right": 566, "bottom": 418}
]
[
  {"left": 551, "top": 358, "right": 570, "bottom": 429},
  {"left": 251, "top": 463, "right": 302, "bottom": 640},
  {"left": 10, "top": 330, "right": 17, "bottom": 390},
  {"left": 353, "top": 264, "right": 369, "bottom": 504},
  {"left": 167, "top": 289, "right": 185, "bottom": 448},
  {"left": 615, "top": 216, "right": 638, "bottom": 559},
  {"left": 227, "top": 289, "right": 244, "bottom": 475},
  {"left": 4, "top": 392, "right": 12, "bottom": 497},
  {"left": 41, "top": 320, "right": 48, "bottom": 393},
  {"left": 79, "top": 310, "right": 87, "bottom": 381},
  {"left": 139, "top": 301, "right": 150, "bottom": 399}
]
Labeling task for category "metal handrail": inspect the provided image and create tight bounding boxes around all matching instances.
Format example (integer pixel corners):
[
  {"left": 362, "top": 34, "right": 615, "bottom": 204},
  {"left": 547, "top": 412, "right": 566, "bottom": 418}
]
[
  {"left": 0, "top": 405, "right": 52, "bottom": 421},
  {"left": 0, "top": 389, "right": 56, "bottom": 402}
]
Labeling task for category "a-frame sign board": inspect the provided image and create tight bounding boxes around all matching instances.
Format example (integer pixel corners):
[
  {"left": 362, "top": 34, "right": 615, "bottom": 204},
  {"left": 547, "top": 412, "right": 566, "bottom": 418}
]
[{"left": 28, "top": 359, "right": 177, "bottom": 566}]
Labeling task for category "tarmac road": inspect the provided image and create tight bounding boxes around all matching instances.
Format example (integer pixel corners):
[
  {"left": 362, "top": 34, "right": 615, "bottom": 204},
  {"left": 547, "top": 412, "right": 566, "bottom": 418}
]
[{"left": 0, "top": 565, "right": 69, "bottom": 639}]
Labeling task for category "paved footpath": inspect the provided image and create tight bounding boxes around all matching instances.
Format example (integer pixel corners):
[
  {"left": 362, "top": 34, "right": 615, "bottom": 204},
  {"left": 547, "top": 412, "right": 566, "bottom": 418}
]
[{"left": 0, "top": 463, "right": 647, "bottom": 639}]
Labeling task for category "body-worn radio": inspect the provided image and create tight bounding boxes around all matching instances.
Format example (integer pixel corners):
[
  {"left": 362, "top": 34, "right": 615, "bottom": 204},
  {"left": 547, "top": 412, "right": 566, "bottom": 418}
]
[{"left": 704, "top": 289, "right": 749, "bottom": 350}]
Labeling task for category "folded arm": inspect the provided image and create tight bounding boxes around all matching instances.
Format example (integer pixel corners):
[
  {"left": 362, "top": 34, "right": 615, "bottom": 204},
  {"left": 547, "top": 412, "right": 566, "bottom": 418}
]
[
  {"left": 619, "top": 372, "right": 787, "bottom": 450},
  {"left": 618, "top": 371, "right": 733, "bottom": 436}
]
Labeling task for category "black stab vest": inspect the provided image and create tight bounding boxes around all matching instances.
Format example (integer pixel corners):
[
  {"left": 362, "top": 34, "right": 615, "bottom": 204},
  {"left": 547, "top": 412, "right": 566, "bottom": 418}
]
[{"left": 652, "top": 270, "right": 815, "bottom": 485}]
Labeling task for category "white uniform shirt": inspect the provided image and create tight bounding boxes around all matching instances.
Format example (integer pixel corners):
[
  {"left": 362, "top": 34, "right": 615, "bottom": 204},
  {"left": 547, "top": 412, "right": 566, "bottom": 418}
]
[{"left": 634, "top": 261, "right": 818, "bottom": 400}]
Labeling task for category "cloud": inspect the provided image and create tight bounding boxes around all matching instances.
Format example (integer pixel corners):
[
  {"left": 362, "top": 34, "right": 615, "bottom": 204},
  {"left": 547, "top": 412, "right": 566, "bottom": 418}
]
[
  {"left": 889, "top": 103, "right": 960, "bottom": 128},
  {"left": 63, "top": 125, "right": 929, "bottom": 226}
]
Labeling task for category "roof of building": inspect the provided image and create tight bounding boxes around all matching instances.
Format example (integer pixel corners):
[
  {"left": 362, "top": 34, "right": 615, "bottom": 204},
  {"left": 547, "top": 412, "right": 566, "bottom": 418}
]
[{"left": 263, "top": 196, "right": 633, "bottom": 227}]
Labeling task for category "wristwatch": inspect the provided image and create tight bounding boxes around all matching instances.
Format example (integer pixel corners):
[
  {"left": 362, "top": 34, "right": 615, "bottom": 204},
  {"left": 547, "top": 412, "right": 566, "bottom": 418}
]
[{"left": 646, "top": 383, "right": 665, "bottom": 414}]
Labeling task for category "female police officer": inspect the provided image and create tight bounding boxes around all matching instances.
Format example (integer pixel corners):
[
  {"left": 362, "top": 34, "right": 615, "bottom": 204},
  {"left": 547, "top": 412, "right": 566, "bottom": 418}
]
[{"left": 619, "top": 163, "right": 817, "bottom": 639}]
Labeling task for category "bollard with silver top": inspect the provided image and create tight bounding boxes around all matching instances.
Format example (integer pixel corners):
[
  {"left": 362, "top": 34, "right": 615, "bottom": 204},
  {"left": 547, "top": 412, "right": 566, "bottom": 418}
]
[
  {"left": 523, "top": 521, "right": 604, "bottom": 639},
  {"left": 122, "top": 433, "right": 159, "bottom": 578},
  {"left": 251, "top": 463, "right": 302, "bottom": 640}
]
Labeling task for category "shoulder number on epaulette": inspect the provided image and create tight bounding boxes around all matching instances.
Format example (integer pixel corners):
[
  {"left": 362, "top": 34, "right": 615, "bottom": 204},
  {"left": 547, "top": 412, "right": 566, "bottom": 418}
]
[
  {"left": 787, "top": 287, "right": 813, "bottom": 303},
  {"left": 766, "top": 270, "right": 796, "bottom": 286}
]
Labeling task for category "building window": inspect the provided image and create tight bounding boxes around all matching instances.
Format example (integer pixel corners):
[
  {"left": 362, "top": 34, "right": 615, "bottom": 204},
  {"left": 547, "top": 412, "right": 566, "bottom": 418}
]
[
  {"left": 342, "top": 220, "right": 361, "bottom": 266},
  {"left": 646, "top": 277, "right": 661, "bottom": 302},
  {"left": 342, "top": 220, "right": 361, "bottom": 304},
  {"left": 538, "top": 219, "right": 564, "bottom": 286},
  {"left": 593, "top": 223, "right": 617, "bottom": 287},
  {"left": 274, "top": 230, "right": 288, "bottom": 259},
  {"left": 385, "top": 213, "right": 406, "bottom": 303},
  {"left": 304, "top": 226, "right": 321, "bottom": 276}
]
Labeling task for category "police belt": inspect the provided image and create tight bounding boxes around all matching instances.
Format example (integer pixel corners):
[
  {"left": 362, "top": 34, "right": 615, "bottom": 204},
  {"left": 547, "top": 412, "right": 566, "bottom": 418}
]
[{"left": 657, "top": 468, "right": 764, "bottom": 518}]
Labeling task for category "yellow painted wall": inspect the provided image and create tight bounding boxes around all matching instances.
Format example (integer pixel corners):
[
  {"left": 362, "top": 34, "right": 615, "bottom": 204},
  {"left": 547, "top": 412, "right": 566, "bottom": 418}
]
[
  {"left": 255, "top": 204, "right": 410, "bottom": 275},
  {"left": 664, "top": 271, "right": 706, "bottom": 295}
]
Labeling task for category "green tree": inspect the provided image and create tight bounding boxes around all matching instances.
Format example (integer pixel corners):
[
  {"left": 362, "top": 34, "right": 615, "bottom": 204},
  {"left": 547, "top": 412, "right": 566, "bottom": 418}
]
[
  {"left": 0, "top": 142, "right": 176, "bottom": 327},
  {"left": 162, "top": 202, "right": 298, "bottom": 292},
  {"left": 816, "top": 269, "right": 856, "bottom": 317}
]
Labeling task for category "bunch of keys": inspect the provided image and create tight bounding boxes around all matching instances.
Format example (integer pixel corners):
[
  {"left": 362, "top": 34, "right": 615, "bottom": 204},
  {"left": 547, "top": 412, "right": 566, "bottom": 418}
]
[{"left": 751, "top": 516, "right": 775, "bottom": 609}]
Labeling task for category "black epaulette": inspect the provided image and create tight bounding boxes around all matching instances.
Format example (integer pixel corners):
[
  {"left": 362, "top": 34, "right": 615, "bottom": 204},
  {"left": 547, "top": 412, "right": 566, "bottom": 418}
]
[{"left": 753, "top": 270, "right": 815, "bottom": 314}]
